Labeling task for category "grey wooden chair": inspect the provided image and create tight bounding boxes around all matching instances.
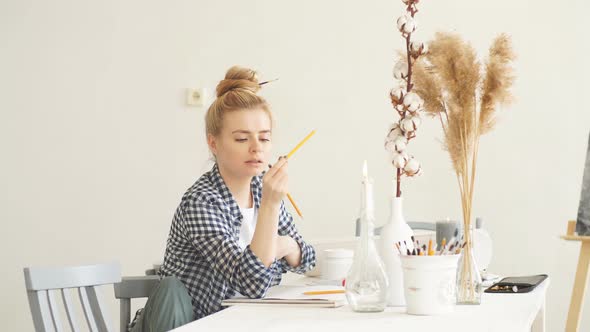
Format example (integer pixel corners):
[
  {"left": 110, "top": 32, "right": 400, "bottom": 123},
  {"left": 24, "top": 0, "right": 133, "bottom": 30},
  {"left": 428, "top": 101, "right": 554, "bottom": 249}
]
[
  {"left": 113, "top": 275, "right": 160, "bottom": 332},
  {"left": 23, "top": 262, "right": 121, "bottom": 332}
]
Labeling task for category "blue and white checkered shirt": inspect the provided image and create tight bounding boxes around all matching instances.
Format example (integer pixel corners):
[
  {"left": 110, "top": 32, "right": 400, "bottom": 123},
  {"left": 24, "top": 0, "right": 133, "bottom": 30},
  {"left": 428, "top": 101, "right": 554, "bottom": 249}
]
[{"left": 160, "top": 164, "right": 316, "bottom": 320}]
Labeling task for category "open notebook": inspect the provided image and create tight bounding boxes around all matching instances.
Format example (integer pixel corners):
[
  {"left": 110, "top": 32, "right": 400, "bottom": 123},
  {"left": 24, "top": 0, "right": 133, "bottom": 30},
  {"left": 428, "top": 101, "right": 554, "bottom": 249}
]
[{"left": 221, "top": 285, "right": 346, "bottom": 308}]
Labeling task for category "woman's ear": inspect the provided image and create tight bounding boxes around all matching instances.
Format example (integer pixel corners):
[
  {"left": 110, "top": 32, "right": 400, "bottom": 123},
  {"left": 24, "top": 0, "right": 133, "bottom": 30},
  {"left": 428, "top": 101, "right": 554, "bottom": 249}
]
[{"left": 207, "top": 133, "right": 217, "bottom": 156}]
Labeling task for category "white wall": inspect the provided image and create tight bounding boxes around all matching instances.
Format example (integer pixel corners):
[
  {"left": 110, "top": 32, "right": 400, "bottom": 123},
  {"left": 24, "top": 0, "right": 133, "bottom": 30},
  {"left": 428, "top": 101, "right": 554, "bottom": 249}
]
[{"left": 2, "top": 0, "right": 589, "bottom": 330}]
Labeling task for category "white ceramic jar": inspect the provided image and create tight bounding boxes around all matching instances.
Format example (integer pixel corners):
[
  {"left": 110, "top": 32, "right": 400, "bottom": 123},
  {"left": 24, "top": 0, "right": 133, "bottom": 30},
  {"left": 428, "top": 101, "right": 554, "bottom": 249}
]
[{"left": 321, "top": 248, "right": 354, "bottom": 280}]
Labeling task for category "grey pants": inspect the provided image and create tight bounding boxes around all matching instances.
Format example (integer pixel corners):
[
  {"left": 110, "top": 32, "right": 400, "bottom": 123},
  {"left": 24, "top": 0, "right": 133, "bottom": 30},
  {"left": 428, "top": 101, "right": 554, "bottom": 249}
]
[{"left": 131, "top": 276, "right": 194, "bottom": 332}]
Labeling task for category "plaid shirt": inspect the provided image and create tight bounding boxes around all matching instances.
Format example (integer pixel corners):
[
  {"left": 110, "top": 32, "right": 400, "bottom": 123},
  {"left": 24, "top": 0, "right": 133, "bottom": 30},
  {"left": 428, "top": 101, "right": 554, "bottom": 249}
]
[{"left": 160, "top": 164, "right": 316, "bottom": 320}]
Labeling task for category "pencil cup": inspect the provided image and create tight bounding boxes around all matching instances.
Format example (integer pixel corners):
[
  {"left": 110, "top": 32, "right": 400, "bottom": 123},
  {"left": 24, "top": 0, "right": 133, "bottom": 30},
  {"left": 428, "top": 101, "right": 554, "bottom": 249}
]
[{"left": 400, "top": 254, "right": 460, "bottom": 315}]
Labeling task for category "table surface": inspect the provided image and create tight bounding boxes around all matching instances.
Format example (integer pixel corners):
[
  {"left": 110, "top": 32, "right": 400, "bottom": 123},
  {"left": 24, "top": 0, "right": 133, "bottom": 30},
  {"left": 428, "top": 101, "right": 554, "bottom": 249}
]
[{"left": 172, "top": 275, "right": 549, "bottom": 332}]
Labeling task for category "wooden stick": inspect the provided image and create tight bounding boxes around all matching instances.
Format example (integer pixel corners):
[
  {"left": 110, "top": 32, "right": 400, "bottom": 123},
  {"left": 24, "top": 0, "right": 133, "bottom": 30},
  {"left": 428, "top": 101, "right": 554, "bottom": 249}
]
[
  {"left": 567, "top": 220, "right": 577, "bottom": 236},
  {"left": 566, "top": 240, "right": 590, "bottom": 331}
]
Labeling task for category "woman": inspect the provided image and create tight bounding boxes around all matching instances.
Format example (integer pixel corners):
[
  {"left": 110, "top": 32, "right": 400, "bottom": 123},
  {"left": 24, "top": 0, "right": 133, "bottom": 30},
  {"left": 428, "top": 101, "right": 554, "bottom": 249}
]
[{"left": 132, "top": 66, "right": 316, "bottom": 332}]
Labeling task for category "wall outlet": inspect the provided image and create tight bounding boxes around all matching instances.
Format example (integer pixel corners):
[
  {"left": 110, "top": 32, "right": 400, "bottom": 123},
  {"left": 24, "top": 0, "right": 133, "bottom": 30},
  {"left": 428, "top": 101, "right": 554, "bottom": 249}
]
[{"left": 186, "top": 88, "right": 208, "bottom": 107}]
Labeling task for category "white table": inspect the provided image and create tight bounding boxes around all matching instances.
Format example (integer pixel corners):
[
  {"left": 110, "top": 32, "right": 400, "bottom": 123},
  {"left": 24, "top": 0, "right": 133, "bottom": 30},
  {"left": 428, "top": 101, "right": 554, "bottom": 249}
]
[{"left": 173, "top": 276, "right": 549, "bottom": 332}]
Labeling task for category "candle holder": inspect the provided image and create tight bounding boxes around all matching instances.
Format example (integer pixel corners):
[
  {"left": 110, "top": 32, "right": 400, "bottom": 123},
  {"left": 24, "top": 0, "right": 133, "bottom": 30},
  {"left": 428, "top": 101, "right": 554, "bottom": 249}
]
[{"left": 346, "top": 161, "right": 389, "bottom": 312}]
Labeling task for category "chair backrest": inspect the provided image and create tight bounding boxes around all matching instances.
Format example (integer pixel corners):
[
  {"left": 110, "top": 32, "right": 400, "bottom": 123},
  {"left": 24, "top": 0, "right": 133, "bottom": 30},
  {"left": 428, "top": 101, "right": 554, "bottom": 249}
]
[
  {"left": 355, "top": 218, "right": 435, "bottom": 236},
  {"left": 23, "top": 262, "right": 121, "bottom": 332},
  {"left": 407, "top": 221, "right": 436, "bottom": 231},
  {"left": 114, "top": 276, "right": 160, "bottom": 332}
]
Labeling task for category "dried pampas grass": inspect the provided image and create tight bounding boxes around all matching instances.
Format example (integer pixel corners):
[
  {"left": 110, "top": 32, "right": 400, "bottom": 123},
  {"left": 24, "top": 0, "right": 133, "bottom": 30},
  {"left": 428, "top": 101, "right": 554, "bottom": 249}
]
[
  {"left": 412, "top": 31, "right": 515, "bottom": 303},
  {"left": 479, "top": 33, "right": 516, "bottom": 135},
  {"left": 412, "top": 31, "right": 515, "bottom": 282}
]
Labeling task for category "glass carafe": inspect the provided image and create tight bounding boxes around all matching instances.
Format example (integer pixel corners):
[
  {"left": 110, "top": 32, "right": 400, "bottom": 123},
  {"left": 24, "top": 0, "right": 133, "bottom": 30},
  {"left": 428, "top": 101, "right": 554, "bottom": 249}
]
[{"left": 345, "top": 210, "right": 389, "bottom": 312}]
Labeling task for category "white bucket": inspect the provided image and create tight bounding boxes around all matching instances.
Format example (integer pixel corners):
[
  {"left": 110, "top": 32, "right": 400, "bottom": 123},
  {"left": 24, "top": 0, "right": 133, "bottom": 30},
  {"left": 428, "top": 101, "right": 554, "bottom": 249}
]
[{"left": 400, "top": 254, "right": 460, "bottom": 315}]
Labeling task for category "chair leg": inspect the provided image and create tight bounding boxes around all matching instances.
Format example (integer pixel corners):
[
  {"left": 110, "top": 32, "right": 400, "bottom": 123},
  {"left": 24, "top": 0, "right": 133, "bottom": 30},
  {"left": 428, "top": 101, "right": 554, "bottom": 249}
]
[{"left": 120, "top": 299, "right": 131, "bottom": 332}]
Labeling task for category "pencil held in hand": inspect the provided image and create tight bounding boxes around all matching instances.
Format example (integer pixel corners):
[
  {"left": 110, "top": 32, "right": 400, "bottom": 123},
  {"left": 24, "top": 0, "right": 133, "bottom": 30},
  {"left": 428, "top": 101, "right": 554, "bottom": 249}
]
[
  {"left": 287, "top": 130, "right": 316, "bottom": 159},
  {"left": 287, "top": 193, "right": 303, "bottom": 218},
  {"left": 266, "top": 130, "right": 315, "bottom": 219},
  {"left": 268, "top": 163, "right": 303, "bottom": 219}
]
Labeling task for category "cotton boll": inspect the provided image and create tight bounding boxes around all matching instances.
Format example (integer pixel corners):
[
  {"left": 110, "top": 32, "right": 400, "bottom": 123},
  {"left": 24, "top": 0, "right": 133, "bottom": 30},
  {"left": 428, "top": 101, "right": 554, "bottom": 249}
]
[
  {"left": 404, "top": 158, "right": 422, "bottom": 176},
  {"left": 400, "top": 117, "right": 416, "bottom": 132},
  {"left": 403, "top": 19, "right": 417, "bottom": 34},
  {"left": 410, "top": 41, "right": 421, "bottom": 53},
  {"left": 386, "top": 123, "right": 404, "bottom": 141},
  {"left": 391, "top": 87, "right": 405, "bottom": 99},
  {"left": 407, "top": 102, "right": 421, "bottom": 112},
  {"left": 410, "top": 41, "right": 428, "bottom": 57},
  {"left": 402, "top": 92, "right": 416, "bottom": 103},
  {"left": 403, "top": 92, "right": 424, "bottom": 112},
  {"left": 396, "top": 15, "right": 407, "bottom": 31},
  {"left": 390, "top": 88, "right": 405, "bottom": 105},
  {"left": 393, "top": 137, "right": 408, "bottom": 152},
  {"left": 404, "top": 92, "right": 424, "bottom": 109},
  {"left": 384, "top": 139, "right": 396, "bottom": 153},
  {"left": 397, "top": 14, "right": 417, "bottom": 35},
  {"left": 391, "top": 152, "right": 409, "bottom": 169},
  {"left": 393, "top": 61, "right": 408, "bottom": 79},
  {"left": 385, "top": 136, "right": 408, "bottom": 153}
]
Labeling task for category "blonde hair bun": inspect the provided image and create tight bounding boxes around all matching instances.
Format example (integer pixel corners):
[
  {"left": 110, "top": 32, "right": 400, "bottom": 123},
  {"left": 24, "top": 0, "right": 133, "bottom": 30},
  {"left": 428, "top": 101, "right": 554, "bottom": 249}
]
[
  {"left": 205, "top": 65, "right": 271, "bottom": 138},
  {"left": 216, "top": 66, "right": 261, "bottom": 97}
]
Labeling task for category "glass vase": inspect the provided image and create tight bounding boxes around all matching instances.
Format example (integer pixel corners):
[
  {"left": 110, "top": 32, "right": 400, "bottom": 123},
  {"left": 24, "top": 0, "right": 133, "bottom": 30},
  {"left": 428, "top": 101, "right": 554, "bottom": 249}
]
[{"left": 456, "top": 224, "right": 483, "bottom": 304}]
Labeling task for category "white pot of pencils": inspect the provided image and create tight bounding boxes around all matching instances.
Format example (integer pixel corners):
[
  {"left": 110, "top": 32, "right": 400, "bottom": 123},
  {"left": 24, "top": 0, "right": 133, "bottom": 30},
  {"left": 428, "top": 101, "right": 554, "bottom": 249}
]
[{"left": 400, "top": 253, "right": 460, "bottom": 315}]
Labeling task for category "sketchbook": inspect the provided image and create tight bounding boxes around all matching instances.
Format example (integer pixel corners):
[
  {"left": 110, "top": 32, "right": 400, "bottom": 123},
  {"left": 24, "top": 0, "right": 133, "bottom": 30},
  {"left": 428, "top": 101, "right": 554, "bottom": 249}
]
[{"left": 221, "top": 285, "right": 346, "bottom": 308}]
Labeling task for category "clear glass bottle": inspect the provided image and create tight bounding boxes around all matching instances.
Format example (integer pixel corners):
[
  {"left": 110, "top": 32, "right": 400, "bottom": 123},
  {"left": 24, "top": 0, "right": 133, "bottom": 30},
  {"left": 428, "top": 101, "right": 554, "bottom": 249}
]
[
  {"left": 345, "top": 175, "right": 388, "bottom": 312},
  {"left": 456, "top": 224, "right": 483, "bottom": 305}
]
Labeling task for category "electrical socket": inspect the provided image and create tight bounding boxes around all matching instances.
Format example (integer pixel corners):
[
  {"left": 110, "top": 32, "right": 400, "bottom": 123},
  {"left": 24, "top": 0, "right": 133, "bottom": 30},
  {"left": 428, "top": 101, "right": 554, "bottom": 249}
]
[{"left": 186, "top": 88, "right": 208, "bottom": 107}]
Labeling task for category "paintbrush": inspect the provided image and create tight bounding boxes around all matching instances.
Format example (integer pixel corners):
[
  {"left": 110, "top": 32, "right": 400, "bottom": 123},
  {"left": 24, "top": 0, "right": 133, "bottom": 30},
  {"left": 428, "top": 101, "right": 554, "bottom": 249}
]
[{"left": 441, "top": 229, "right": 459, "bottom": 255}]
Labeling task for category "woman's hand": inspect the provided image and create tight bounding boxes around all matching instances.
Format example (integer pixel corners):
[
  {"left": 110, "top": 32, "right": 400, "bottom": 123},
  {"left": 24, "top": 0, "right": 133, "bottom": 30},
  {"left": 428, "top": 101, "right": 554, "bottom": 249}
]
[
  {"left": 261, "top": 156, "right": 288, "bottom": 207},
  {"left": 252, "top": 156, "right": 298, "bottom": 268}
]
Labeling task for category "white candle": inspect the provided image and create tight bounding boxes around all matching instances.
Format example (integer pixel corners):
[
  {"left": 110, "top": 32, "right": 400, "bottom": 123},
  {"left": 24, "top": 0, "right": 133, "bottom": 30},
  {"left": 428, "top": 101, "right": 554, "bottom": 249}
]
[{"left": 362, "top": 160, "right": 375, "bottom": 219}]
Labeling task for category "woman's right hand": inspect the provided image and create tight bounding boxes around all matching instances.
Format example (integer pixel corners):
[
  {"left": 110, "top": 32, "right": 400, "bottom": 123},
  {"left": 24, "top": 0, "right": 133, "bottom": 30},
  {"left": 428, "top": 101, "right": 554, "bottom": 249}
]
[{"left": 261, "top": 156, "right": 289, "bottom": 207}]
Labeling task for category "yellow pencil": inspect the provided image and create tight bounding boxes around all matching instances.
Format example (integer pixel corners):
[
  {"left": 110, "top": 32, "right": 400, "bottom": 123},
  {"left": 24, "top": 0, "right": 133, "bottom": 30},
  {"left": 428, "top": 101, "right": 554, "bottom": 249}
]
[
  {"left": 287, "top": 193, "right": 303, "bottom": 218},
  {"left": 303, "top": 289, "right": 345, "bottom": 296},
  {"left": 282, "top": 129, "right": 316, "bottom": 218},
  {"left": 286, "top": 130, "right": 316, "bottom": 159},
  {"left": 268, "top": 163, "right": 304, "bottom": 219},
  {"left": 428, "top": 239, "right": 434, "bottom": 256}
]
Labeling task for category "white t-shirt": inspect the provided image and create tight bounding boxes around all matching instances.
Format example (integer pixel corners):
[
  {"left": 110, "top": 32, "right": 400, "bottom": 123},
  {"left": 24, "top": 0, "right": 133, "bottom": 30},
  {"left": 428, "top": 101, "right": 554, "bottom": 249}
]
[{"left": 238, "top": 207, "right": 258, "bottom": 250}]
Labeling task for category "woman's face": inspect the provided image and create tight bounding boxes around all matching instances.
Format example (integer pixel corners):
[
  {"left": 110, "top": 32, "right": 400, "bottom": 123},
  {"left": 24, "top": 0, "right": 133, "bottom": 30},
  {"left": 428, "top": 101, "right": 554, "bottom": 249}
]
[{"left": 208, "top": 108, "right": 272, "bottom": 179}]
